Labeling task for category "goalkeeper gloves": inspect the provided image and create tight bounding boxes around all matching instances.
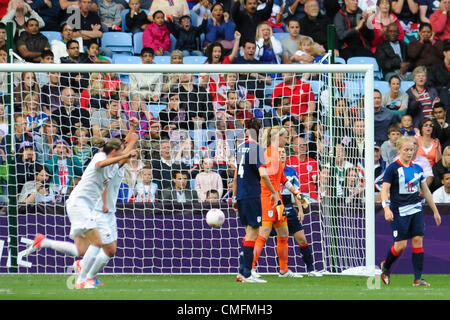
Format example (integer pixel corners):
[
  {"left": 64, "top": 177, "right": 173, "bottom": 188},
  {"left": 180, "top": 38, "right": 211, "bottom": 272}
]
[
  {"left": 275, "top": 201, "right": 285, "bottom": 220},
  {"left": 294, "top": 191, "right": 310, "bottom": 209}
]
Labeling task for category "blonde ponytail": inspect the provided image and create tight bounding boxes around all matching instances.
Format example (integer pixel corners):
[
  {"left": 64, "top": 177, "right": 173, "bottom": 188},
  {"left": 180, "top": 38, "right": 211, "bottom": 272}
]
[{"left": 263, "top": 126, "right": 287, "bottom": 148}]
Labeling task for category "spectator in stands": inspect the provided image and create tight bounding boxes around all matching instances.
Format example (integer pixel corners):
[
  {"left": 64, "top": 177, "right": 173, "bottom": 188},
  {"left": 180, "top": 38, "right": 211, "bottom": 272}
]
[
  {"left": 80, "top": 72, "right": 107, "bottom": 113},
  {"left": 441, "top": 83, "right": 450, "bottom": 106},
  {"left": 143, "top": 10, "right": 171, "bottom": 56},
  {"left": 286, "top": 135, "right": 318, "bottom": 200},
  {"left": 19, "top": 164, "right": 58, "bottom": 203},
  {"left": 375, "top": 23, "right": 410, "bottom": 81},
  {"left": 382, "top": 75, "right": 409, "bottom": 117},
  {"left": 122, "top": 94, "right": 154, "bottom": 138},
  {"left": 16, "top": 141, "right": 39, "bottom": 190},
  {"left": 149, "top": 0, "right": 190, "bottom": 23},
  {"left": 167, "top": 13, "right": 207, "bottom": 57},
  {"left": 432, "top": 170, "right": 450, "bottom": 203},
  {"left": 272, "top": 72, "right": 316, "bottom": 118},
  {"left": 374, "top": 88, "right": 401, "bottom": 146},
  {"left": 281, "top": 17, "right": 315, "bottom": 64},
  {"left": 29, "top": 0, "right": 60, "bottom": 31},
  {"left": 51, "top": 87, "right": 91, "bottom": 142},
  {"left": 427, "top": 40, "right": 450, "bottom": 94},
  {"left": 192, "top": 0, "right": 212, "bottom": 27},
  {"left": 217, "top": 90, "right": 253, "bottom": 129},
  {"left": 406, "top": 65, "right": 440, "bottom": 127},
  {"left": 204, "top": 31, "right": 241, "bottom": 64},
  {"left": 130, "top": 47, "right": 163, "bottom": 103},
  {"left": 391, "top": 0, "right": 419, "bottom": 31},
  {"left": 23, "top": 93, "right": 49, "bottom": 134},
  {"left": 91, "top": 94, "right": 128, "bottom": 139},
  {"left": 151, "top": 139, "right": 189, "bottom": 190},
  {"left": 0, "top": 114, "right": 33, "bottom": 163},
  {"left": 205, "top": 189, "right": 220, "bottom": 203},
  {"left": 98, "top": 0, "right": 122, "bottom": 32},
  {"left": 263, "top": 95, "right": 292, "bottom": 127},
  {"left": 178, "top": 73, "right": 214, "bottom": 130},
  {"left": 399, "top": 113, "right": 420, "bottom": 136},
  {"left": 317, "top": 165, "right": 330, "bottom": 202},
  {"left": 432, "top": 102, "right": 450, "bottom": 148},
  {"left": 194, "top": 157, "right": 223, "bottom": 202},
  {"left": 59, "top": 0, "right": 99, "bottom": 22},
  {"left": 419, "top": 0, "right": 440, "bottom": 24},
  {"left": 407, "top": 22, "right": 444, "bottom": 69},
  {"left": 14, "top": 71, "right": 40, "bottom": 113},
  {"left": 285, "top": 0, "right": 307, "bottom": 20},
  {"left": 159, "top": 91, "right": 189, "bottom": 139},
  {"left": 381, "top": 123, "right": 402, "bottom": 164},
  {"left": 205, "top": 2, "right": 235, "bottom": 50},
  {"left": 231, "top": 0, "right": 273, "bottom": 44},
  {"left": 430, "top": 0, "right": 450, "bottom": 41},
  {"left": 71, "top": 0, "right": 113, "bottom": 58},
  {"left": 33, "top": 118, "right": 64, "bottom": 164},
  {"left": 255, "top": 21, "right": 282, "bottom": 64},
  {"left": 368, "top": 0, "right": 405, "bottom": 53},
  {"left": 86, "top": 42, "right": 110, "bottom": 63},
  {"left": 45, "top": 138, "right": 83, "bottom": 199},
  {"left": 1, "top": 0, "right": 45, "bottom": 38},
  {"left": 417, "top": 118, "right": 442, "bottom": 167},
  {"left": 160, "top": 50, "right": 183, "bottom": 101},
  {"left": 51, "top": 23, "right": 84, "bottom": 64},
  {"left": 126, "top": 0, "right": 150, "bottom": 34},
  {"left": 139, "top": 120, "right": 162, "bottom": 162},
  {"left": 72, "top": 127, "right": 92, "bottom": 166},
  {"left": 299, "top": 0, "right": 332, "bottom": 51},
  {"left": 34, "top": 50, "right": 54, "bottom": 88},
  {"left": 431, "top": 146, "right": 450, "bottom": 192},
  {"left": 123, "top": 146, "right": 145, "bottom": 191},
  {"left": 15, "top": 18, "right": 50, "bottom": 63},
  {"left": 59, "top": 39, "right": 91, "bottom": 92},
  {"left": 0, "top": 99, "right": 8, "bottom": 142},
  {"left": 173, "top": 136, "right": 200, "bottom": 178},
  {"left": 0, "top": 22, "right": 6, "bottom": 50},
  {"left": 339, "top": 166, "right": 365, "bottom": 208},
  {"left": 327, "top": 143, "right": 354, "bottom": 197},
  {"left": 160, "top": 170, "right": 198, "bottom": 203},
  {"left": 131, "top": 165, "right": 158, "bottom": 202},
  {"left": 334, "top": 0, "right": 375, "bottom": 60}
]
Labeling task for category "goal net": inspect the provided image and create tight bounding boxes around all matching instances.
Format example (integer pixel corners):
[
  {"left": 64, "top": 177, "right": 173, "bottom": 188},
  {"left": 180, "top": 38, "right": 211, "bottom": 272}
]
[{"left": 0, "top": 61, "right": 375, "bottom": 276}]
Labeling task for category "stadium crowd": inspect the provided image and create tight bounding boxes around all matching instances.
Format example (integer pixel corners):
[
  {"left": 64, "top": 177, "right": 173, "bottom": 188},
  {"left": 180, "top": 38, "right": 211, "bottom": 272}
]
[{"left": 0, "top": 0, "right": 449, "bottom": 208}]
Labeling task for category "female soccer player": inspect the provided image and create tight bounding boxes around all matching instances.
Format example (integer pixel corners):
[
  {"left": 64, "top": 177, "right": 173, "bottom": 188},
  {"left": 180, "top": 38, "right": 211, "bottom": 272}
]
[
  {"left": 252, "top": 127, "right": 309, "bottom": 278},
  {"left": 380, "top": 136, "right": 441, "bottom": 287},
  {"left": 232, "top": 118, "right": 280, "bottom": 283}
]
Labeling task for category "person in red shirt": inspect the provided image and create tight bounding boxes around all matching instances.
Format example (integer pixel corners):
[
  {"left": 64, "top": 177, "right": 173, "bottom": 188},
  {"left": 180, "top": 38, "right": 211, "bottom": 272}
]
[
  {"left": 430, "top": 0, "right": 450, "bottom": 41},
  {"left": 271, "top": 72, "right": 316, "bottom": 117},
  {"left": 286, "top": 135, "right": 318, "bottom": 200}
]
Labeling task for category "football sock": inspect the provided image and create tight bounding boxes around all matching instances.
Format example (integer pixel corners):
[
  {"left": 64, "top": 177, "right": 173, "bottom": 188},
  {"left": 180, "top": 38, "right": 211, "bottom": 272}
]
[
  {"left": 41, "top": 238, "right": 79, "bottom": 257},
  {"left": 86, "top": 248, "right": 111, "bottom": 280},
  {"left": 252, "top": 235, "right": 267, "bottom": 270},
  {"left": 412, "top": 247, "right": 424, "bottom": 281},
  {"left": 277, "top": 236, "right": 289, "bottom": 273},
  {"left": 76, "top": 245, "right": 101, "bottom": 284},
  {"left": 384, "top": 246, "right": 401, "bottom": 270},
  {"left": 238, "top": 240, "right": 244, "bottom": 276},
  {"left": 299, "top": 243, "right": 314, "bottom": 272},
  {"left": 242, "top": 239, "right": 255, "bottom": 278}
]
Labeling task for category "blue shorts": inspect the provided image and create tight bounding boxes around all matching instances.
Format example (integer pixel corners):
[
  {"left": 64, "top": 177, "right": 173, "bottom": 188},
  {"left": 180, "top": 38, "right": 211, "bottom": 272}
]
[
  {"left": 390, "top": 210, "right": 425, "bottom": 242},
  {"left": 237, "top": 198, "right": 262, "bottom": 228}
]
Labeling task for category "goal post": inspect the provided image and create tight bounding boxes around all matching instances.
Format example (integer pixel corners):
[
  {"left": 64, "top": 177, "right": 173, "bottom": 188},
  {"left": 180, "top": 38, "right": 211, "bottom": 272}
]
[{"left": 0, "top": 61, "right": 375, "bottom": 276}]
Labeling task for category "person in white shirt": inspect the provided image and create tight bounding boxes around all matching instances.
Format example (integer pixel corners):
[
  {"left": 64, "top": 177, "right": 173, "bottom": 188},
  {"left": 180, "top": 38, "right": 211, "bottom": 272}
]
[
  {"left": 51, "top": 23, "right": 84, "bottom": 64},
  {"left": 432, "top": 171, "right": 450, "bottom": 203}
]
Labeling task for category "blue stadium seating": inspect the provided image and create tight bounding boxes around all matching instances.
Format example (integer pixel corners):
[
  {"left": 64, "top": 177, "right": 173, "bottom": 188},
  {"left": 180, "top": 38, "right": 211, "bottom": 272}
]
[
  {"left": 183, "top": 56, "right": 207, "bottom": 64},
  {"left": 347, "top": 56, "right": 383, "bottom": 80},
  {"left": 374, "top": 80, "right": 390, "bottom": 94},
  {"left": 113, "top": 54, "right": 141, "bottom": 64},
  {"left": 400, "top": 80, "right": 415, "bottom": 92},
  {"left": 148, "top": 104, "right": 167, "bottom": 118},
  {"left": 153, "top": 56, "right": 171, "bottom": 64},
  {"left": 101, "top": 32, "right": 134, "bottom": 55},
  {"left": 273, "top": 32, "right": 289, "bottom": 42},
  {"left": 334, "top": 56, "right": 346, "bottom": 64},
  {"left": 133, "top": 32, "right": 144, "bottom": 55},
  {"left": 41, "top": 31, "right": 61, "bottom": 43},
  {"left": 308, "top": 80, "right": 320, "bottom": 98},
  {"left": 170, "top": 33, "right": 177, "bottom": 52}
]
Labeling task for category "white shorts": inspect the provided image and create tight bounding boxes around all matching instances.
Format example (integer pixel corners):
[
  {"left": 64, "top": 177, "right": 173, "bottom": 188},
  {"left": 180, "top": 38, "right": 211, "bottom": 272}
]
[
  {"left": 66, "top": 200, "right": 97, "bottom": 240},
  {"left": 94, "top": 210, "right": 118, "bottom": 245}
]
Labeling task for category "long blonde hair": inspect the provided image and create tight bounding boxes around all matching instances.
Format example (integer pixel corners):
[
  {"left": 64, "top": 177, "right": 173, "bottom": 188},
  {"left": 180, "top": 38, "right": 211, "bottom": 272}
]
[
  {"left": 88, "top": 73, "right": 104, "bottom": 96},
  {"left": 262, "top": 126, "right": 287, "bottom": 148},
  {"left": 442, "top": 146, "right": 450, "bottom": 168},
  {"left": 255, "top": 21, "right": 273, "bottom": 42}
]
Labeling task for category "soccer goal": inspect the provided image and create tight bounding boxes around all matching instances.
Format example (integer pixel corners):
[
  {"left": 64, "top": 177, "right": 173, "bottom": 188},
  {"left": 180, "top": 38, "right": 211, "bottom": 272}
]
[{"left": 0, "top": 60, "right": 375, "bottom": 276}]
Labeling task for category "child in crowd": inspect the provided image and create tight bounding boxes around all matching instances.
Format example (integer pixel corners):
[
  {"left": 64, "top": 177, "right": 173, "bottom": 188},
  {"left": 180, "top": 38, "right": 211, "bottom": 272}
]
[
  {"left": 399, "top": 114, "right": 419, "bottom": 137},
  {"left": 23, "top": 93, "right": 49, "bottom": 134},
  {"left": 381, "top": 124, "right": 402, "bottom": 165},
  {"left": 192, "top": 0, "right": 212, "bottom": 27},
  {"left": 167, "top": 13, "right": 207, "bottom": 56},
  {"left": 194, "top": 158, "right": 223, "bottom": 202},
  {"left": 131, "top": 165, "right": 158, "bottom": 202},
  {"left": 87, "top": 42, "right": 111, "bottom": 64},
  {"left": 98, "top": 0, "right": 122, "bottom": 32},
  {"left": 126, "top": 0, "right": 150, "bottom": 34},
  {"left": 72, "top": 128, "right": 92, "bottom": 166},
  {"left": 143, "top": 10, "right": 171, "bottom": 56}
]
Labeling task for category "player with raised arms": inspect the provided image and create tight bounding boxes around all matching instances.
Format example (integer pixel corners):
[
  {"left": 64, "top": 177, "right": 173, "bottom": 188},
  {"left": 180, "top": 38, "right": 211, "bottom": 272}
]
[
  {"left": 232, "top": 118, "right": 279, "bottom": 283},
  {"left": 380, "top": 136, "right": 441, "bottom": 287},
  {"left": 251, "top": 126, "right": 309, "bottom": 279}
]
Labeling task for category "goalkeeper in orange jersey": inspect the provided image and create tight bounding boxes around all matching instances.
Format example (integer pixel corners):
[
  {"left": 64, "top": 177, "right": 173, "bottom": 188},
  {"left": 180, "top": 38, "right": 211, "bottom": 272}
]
[{"left": 251, "top": 126, "right": 309, "bottom": 278}]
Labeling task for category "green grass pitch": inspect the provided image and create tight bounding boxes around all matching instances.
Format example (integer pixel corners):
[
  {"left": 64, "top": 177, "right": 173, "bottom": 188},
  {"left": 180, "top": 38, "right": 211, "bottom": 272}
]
[{"left": 0, "top": 274, "right": 449, "bottom": 300}]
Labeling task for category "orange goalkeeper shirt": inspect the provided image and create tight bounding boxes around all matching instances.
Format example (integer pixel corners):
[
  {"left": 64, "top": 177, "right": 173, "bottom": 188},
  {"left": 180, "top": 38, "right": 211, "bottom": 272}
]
[{"left": 260, "top": 145, "right": 288, "bottom": 198}]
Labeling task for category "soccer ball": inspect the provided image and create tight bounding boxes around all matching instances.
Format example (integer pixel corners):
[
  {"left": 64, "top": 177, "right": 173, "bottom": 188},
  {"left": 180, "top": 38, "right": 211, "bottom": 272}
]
[{"left": 206, "top": 209, "right": 225, "bottom": 228}]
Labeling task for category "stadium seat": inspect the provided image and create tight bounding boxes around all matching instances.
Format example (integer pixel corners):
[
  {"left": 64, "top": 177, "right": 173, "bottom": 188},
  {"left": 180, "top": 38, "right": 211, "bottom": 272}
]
[
  {"left": 101, "top": 32, "right": 134, "bottom": 55},
  {"left": 344, "top": 80, "right": 364, "bottom": 97},
  {"left": 121, "top": 9, "right": 149, "bottom": 32},
  {"left": 273, "top": 32, "right": 289, "bottom": 42},
  {"left": 113, "top": 54, "right": 141, "bottom": 64},
  {"left": 183, "top": 56, "right": 207, "bottom": 64},
  {"left": 148, "top": 104, "right": 167, "bottom": 118},
  {"left": 170, "top": 34, "right": 177, "bottom": 52},
  {"left": 308, "top": 80, "right": 320, "bottom": 97},
  {"left": 334, "top": 56, "right": 346, "bottom": 64},
  {"left": 153, "top": 56, "right": 171, "bottom": 64},
  {"left": 133, "top": 32, "right": 144, "bottom": 55},
  {"left": 41, "top": 31, "right": 61, "bottom": 43},
  {"left": 347, "top": 56, "right": 383, "bottom": 80},
  {"left": 400, "top": 80, "right": 415, "bottom": 92},
  {"left": 189, "top": 129, "right": 209, "bottom": 148},
  {"left": 374, "top": 80, "right": 390, "bottom": 94},
  {"left": 190, "top": 10, "right": 198, "bottom": 26}
]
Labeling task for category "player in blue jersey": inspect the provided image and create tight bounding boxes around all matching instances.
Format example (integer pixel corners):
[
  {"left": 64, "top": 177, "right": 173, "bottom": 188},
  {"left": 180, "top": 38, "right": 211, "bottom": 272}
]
[
  {"left": 232, "top": 118, "right": 280, "bottom": 283},
  {"left": 380, "top": 136, "right": 441, "bottom": 287}
]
